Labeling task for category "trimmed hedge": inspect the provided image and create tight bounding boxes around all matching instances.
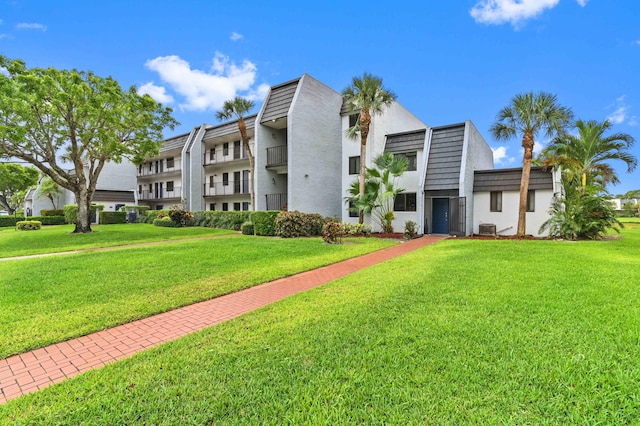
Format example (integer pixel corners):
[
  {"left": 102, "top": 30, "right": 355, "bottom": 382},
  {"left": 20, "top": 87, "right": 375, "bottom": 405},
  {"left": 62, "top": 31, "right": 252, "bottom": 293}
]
[
  {"left": 153, "top": 217, "right": 178, "bottom": 227},
  {"left": 274, "top": 211, "right": 327, "bottom": 238},
  {"left": 137, "top": 210, "right": 169, "bottom": 224},
  {"left": 0, "top": 216, "right": 65, "bottom": 227},
  {"left": 241, "top": 221, "right": 255, "bottom": 235},
  {"left": 40, "top": 209, "right": 64, "bottom": 216},
  {"left": 100, "top": 211, "right": 127, "bottom": 224},
  {"left": 16, "top": 220, "right": 42, "bottom": 230},
  {"left": 253, "top": 211, "right": 280, "bottom": 236},
  {"left": 0, "top": 217, "right": 19, "bottom": 227},
  {"left": 191, "top": 211, "right": 252, "bottom": 231},
  {"left": 63, "top": 204, "right": 103, "bottom": 224}
]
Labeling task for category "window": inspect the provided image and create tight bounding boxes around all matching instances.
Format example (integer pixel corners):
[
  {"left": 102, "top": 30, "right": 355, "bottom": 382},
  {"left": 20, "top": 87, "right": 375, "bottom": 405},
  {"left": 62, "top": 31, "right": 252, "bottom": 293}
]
[
  {"left": 223, "top": 143, "right": 229, "bottom": 156},
  {"left": 209, "top": 203, "right": 216, "bottom": 211},
  {"left": 348, "top": 201, "right": 359, "bottom": 218},
  {"left": 233, "top": 140, "right": 241, "bottom": 159},
  {"left": 222, "top": 202, "right": 229, "bottom": 211},
  {"left": 490, "top": 191, "right": 502, "bottom": 212},
  {"left": 156, "top": 205, "right": 163, "bottom": 210},
  {"left": 242, "top": 170, "right": 250, "bottom": 194},
  {"left": 396, "top": 152, "right": 417, "bottom": 171},
  {"left": 166, "top": 181, "right": 174, "bottom": 192},
  {"left": 209, "top": 175, "right": 214, "bottom": 186},
  {"left": 222, "top": 172, "right": 229, "bottom": 186},
  {"left": 233, "top": 202, "right": 241, "bottom": 211},
  {"left": 242, "top": 202, "right": 250, "bottom": 211},
  {"left": 209, "top": 147, "right": 215, "bottom": 161},
  {"left": 394, "top": 193, "right": 417, "bottom": 212},
  {"left": 349, "top": 156, "right": 360, "bottom": 175},
  {"left": 234, "top": 171, "right": 241, "bottom": 193},
  {"left": 166, "top": 157, "right": 175, "bottom": 168},
  {"left": 349, "top": 113, "right": 360, "bottom": 128},
  {"left": 138, "top": 185, "right": 141, "bottom": 194},
  {"left": 527, "top": 190, "right": 535, "bottom": 212}
]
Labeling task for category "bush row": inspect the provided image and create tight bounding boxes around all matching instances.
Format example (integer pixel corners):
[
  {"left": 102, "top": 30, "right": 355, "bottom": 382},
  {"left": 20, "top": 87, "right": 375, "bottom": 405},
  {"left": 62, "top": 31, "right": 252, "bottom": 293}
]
[
  {"left": 99, "top": 211, "right": 127, "bottom": 224},
  {"left": 16, "top": 220, "right": 42, "bottom": 230},
  {"left": 0, "top": 216, "right": 66, "bottom": 227}
]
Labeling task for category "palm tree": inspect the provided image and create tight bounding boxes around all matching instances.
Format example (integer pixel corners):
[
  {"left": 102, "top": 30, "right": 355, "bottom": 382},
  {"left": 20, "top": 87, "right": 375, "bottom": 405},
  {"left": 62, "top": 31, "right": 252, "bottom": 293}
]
[
  {"left": 490, "top": 92, "right": 573, "bottom": 236},
  {"left": 36, "top": 176, "right": 63, "bottom": 210},
  {"left": 342, "top": 73, "right": 396, "bottom": 223},
  {"left": 540, "top": 119, "right": 636, "bottom": 191},
  {"left": 216, "top": 97, "right": 256, "bottom": 210}
]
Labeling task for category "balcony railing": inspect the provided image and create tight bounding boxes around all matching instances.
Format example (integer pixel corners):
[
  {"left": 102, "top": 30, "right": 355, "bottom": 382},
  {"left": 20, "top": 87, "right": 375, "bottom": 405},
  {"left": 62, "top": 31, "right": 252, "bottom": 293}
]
[
  {"left": 138, "top": 187, "right": 182, "bottom": 200},
  {"left": 266, "top": 193, "right": 287, "bottom": 211},
  {"left": 266, "top": 145, "right": 287, "bottom": 167},
  {"left": 203, "top": 151, "right": 247, "bottom": 166},
  {"left": 137, "top": 165, "right": 181, "bottom": 177},
  {"left": 203, "top": 180, "right": 250, "bottom": 197}
]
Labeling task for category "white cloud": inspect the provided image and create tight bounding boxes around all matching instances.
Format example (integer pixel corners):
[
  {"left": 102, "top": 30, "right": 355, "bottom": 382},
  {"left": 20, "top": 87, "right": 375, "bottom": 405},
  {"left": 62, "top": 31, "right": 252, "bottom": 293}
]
[
  {"left": 606, "top": 95, "right": 636, "bottom": 126},
  {"left": 635, "top": 40, "right": 640, "bottom": 46},
  {"left": 137, "top": 82, "right": 174, "bottom": 104},
  {"left": 230, "top": 32, "right": 243, "bottom": 41},
  {"left": 492, "top": 146, "right": 517, "bottom": 165},
  {"left": 16, "top": 22, "right": 47, "bottom": 31},
  {"left": 143, "top": 52, "right": 265, "bottom": 112},
  {"left": 470, "top": 0, "right": 560, "bottom": 26},
  {"left": 576, "top": 0, "right": 588, "bottom": 6}
]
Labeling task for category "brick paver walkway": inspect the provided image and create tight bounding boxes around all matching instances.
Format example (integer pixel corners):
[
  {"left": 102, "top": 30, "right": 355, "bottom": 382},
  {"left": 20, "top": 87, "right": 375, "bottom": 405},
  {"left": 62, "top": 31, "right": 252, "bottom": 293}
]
[{"left": 0, "top": 235, "right": 444, "bottom": 404}]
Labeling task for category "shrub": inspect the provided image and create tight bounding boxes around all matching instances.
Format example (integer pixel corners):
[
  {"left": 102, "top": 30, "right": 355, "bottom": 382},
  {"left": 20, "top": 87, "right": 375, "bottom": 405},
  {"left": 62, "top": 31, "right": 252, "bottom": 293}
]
[
  {"left": 153, "top": 217, "right": 178, "bottom": 227},
  {"left": 100, "top": 211, "right": 127, "bottom": 224},
  {"left": 63, "top": 204, "right": 77, "bottom": 224},
  {"left": 40, "top": 209, "right": 64, "bottom": 216},
  {"left": 274, "top": 211, "right": 327, "bottom": 238},
  {"left": 194, "top": 211, "right": 252, "bottom": 231},
  {"left": 168, "top": 204, "right": 193, "bottom": 227},
  {"left": 16, "top": 220, "right": 42, "bottom": 230},
  {"left": 404, "top": 220, "right": 418, "bottom": 239},
  {"left": 0, "top": 217, "right": 19, "bottom": 227},
  {"left": 253, "top": 211, "right": 280, "bottom": 236},
  {"left": 30, "top": 215, "right": 66, "bottom": 225},
  {"left": 323, "top": 221, "right": 343, "bottom": 244},
  {"left": 241, "top": 221, "right": 255, "bottom": 235},
  {"left": 340, "top": 222, "right": 372, "bottom": 236}
]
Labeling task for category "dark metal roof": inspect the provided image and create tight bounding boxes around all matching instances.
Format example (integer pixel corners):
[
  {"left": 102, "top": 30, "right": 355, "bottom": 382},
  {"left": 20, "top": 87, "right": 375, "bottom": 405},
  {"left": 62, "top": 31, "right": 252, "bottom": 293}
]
[
  {"left": 260, "top": 78, "right": 300, "bottom": 123},
  {"left": 92, "top": 190, "right": 135, "bottom": 203},
  {"left": 473, "top": 167, "right": 553, "bottom": 192},
  {"left": 203, "top": 115, "right": 256, "bottom": 141},
  {"left": 160, "top": 131, "right": 191, "bottom": 153},
  {"left": 384, "top": 129, "right": 427, "bottom": 153},
  {"left": 424, "top": 123, "right": 465, "bottom": 191}
]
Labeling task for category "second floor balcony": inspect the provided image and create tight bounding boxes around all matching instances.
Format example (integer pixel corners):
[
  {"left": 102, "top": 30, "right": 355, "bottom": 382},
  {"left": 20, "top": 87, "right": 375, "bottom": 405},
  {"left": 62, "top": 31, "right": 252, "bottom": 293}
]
[
  {"left": 138, "top": 187, "right": 182, "bottom": 200},
  {"left": 203, "top": 180, "right": 250, "bottom": 197}
]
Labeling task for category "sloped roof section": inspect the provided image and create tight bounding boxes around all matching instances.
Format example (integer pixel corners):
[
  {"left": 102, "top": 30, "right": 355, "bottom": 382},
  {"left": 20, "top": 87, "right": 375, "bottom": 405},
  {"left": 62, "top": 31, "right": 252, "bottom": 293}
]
[
  {"left": 424, "top": 123, "right": 465, "bottom": 191},
  {"left": 260, "top": 78, "right": 300, "bottom": 123},
  {"left": 203, "top": 115, "right": 257, "bottom": 141},
  {"left": 384, "top": 129, "right": 427, "bottom": 153},
  {"left": 473, "top": 167, "right": 553, "bottom": 192},
  {"left": 161, "top": 132, "right": 191, "bottom": 153}
]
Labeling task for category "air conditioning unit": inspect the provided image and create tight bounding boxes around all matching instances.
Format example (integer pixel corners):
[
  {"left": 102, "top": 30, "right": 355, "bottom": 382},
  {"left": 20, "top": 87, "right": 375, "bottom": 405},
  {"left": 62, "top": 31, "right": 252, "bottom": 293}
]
[{"left": 478, "top": 223, "right": 496, "bottom": 236}]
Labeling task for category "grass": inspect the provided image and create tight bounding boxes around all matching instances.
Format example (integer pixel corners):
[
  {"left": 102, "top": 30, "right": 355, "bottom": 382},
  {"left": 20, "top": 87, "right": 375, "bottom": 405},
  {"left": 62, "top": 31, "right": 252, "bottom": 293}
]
[
  {"left": 0, "top": 223, "right": 234, "bottom": 258},
  {"left": 0, "top": 235, "right": 396, "bottom": 358},
  {"left": 2, "top": 225, "right": 640, "bottom": 423}
]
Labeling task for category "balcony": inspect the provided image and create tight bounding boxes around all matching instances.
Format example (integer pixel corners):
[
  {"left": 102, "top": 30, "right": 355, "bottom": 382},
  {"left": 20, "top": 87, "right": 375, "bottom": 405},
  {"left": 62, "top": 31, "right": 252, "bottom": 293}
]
[
  {"left": 138, "top": 187, "right": 182, "bottom": 200},
  {"left": 203, "top": 180, "right": 250, "bottom": 197},
  {"left": 137, "top": 165, "right": 181, "bottom": 178},
  {"left": 266, "top": 193, "right": 287, "bottom": 211},
  {"left": 203, "top": 146, "right": 248, "bottom": 166},
  {"left": 266, "top": 145, "right": 287, "bottom": 174}
]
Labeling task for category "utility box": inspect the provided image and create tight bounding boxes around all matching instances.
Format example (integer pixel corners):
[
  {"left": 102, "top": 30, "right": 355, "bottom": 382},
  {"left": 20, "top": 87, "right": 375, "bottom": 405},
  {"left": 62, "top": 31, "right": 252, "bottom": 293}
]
[{"left": 479, "top": 223, "right": 496, "bottom": 236}]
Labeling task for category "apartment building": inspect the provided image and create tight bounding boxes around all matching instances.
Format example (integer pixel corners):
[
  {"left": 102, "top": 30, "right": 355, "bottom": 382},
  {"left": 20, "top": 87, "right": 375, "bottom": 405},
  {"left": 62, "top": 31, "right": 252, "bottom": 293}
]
[{"left": 140, "top": 73, "right": 557, "bottom": 236}]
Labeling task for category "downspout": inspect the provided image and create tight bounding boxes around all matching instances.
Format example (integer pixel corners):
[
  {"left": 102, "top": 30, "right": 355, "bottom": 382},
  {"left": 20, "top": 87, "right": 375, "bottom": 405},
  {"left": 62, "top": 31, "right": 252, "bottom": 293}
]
[{"left": 418, "top": 126, "right": 433, "bottom": 234}]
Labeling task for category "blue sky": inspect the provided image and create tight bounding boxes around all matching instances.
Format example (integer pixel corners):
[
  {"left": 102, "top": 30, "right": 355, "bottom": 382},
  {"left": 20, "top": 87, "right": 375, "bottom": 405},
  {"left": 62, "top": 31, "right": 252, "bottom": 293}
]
[{"left": 1, "top": 0, "right": 639, "bottom": 195}]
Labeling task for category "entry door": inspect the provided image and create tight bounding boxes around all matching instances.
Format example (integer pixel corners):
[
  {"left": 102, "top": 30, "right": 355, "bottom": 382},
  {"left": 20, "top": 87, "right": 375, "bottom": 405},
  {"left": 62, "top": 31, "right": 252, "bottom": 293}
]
[{"left": 432, "top": 198, "right": 449, "bottom": 234}]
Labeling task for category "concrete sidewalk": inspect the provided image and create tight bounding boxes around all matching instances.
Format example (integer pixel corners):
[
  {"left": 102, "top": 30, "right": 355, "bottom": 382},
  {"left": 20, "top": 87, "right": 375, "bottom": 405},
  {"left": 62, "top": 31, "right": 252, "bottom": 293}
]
[{"left": 0, "top": 235, "right": 445, "bottom": 404}]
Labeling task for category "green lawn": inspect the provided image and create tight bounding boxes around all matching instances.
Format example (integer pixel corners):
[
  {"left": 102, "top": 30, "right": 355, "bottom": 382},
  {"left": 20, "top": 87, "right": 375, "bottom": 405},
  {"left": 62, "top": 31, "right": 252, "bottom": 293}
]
[
  {"left": 2, "top": 226, "right": 640, "bottom": 423},
  {"left": 0, "top": 223, "right": 234, "bottom": 258},
  {"left": 0, "top": 235, "right": 396, "bottom": 358}
]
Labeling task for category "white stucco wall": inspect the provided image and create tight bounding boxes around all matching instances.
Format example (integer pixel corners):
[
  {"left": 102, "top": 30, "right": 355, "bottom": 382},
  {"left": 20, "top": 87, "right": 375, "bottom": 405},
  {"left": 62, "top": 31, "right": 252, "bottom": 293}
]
[
  {"left": 473, "top": 189, "right": 555, "bottom": 237},
  {"left": 459, "top": 121, "right": 495, "bottom": 235},
  {"left": 341, "top": 101, "right": 426, "bottom": 230},
  {"left": 287, "top": 74, "right": 343, "bottom": 217}
]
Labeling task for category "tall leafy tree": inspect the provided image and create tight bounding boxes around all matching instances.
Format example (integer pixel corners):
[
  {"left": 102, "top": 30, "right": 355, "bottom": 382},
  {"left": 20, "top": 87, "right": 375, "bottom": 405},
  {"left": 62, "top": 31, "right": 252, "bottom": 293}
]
[
  {"left": 0, "top": 55, "right": 177, "bottom": 233},
  {"left": 216, "top": 97, "right": 256, "bottom": 210},
  {"left": 35, "top": 176, "right": 63, "bottom": 210},
  {"left": 540, "top": 119, "right": 637, "bottom": 191},
  {"left": 0, "top": 163, "right": 38, "bottom": 214},
  {"left": 490, "top": 92, "right": 573, "bottom": 236},
  {"left": 343, "top": 73, "right": 396, "bottom": 223}
]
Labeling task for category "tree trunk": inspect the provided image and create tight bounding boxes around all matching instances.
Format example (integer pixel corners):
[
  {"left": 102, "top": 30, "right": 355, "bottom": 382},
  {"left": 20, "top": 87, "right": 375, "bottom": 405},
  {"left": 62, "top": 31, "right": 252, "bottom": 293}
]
[
  {"left": 237, "top": 117, "right": 255, "bottom": 211},
  {"left": 518, "top": 133, "right": 534, "bottom": 236},
  {"left": 73, "top": 188, "right": 93, "bottom": 233},
  {"left": 358, "top": 109, "right": 371, "bottom": 225}
]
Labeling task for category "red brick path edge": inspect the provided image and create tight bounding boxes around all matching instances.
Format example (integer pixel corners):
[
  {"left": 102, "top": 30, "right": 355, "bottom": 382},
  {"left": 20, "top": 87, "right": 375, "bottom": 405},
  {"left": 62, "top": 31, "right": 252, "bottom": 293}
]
[{"left": 0, "top": 235, "right": 445, "bottom": 404}]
